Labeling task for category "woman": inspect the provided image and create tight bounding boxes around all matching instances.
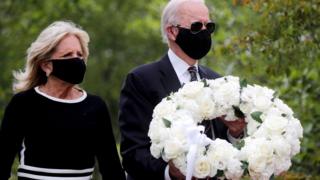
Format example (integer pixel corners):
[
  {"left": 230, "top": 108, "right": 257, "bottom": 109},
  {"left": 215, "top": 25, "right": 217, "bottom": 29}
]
[{"left": 0, "top": 21, "right": 125, "bottom": 180}]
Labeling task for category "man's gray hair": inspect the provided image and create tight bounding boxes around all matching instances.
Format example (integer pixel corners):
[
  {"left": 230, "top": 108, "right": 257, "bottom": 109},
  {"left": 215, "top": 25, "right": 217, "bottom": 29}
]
[{"left": 161, "top": 0, "right": 205, "bottom": 43}]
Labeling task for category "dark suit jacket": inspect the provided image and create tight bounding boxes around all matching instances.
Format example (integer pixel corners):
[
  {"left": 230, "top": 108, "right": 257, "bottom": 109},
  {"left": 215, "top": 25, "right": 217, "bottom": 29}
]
[{"left": 119, "top": 54, "right": 228, "bottom": 180}]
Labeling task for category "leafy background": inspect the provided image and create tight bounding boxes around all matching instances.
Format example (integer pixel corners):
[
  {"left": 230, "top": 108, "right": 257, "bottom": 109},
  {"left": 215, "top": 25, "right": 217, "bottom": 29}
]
[{"left": 0, "top": 0, "right": 319, "bottom": 179}]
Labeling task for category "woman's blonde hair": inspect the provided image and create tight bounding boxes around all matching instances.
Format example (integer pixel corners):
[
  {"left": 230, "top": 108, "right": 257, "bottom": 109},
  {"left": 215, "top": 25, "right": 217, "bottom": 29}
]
[{"left": 13, "top": 21, "right": 90, "bottom": 93}]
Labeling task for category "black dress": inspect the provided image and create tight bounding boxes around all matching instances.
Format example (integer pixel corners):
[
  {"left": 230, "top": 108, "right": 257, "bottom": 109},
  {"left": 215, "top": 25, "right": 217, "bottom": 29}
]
[{"left": 0, "top": 87, "right": 125, "bottom": 180}]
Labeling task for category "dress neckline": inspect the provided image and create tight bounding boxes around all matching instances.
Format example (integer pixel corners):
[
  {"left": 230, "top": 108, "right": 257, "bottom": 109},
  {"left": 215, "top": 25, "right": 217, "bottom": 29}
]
[{"left": 34, "top": 86, "right": 87, "bottom": 104}]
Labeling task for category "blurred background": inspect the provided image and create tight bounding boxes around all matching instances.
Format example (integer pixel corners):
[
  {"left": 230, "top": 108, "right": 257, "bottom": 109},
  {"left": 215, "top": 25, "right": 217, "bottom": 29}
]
[{"left": 0, "top": 0, "right": 319, "bottom": 179}]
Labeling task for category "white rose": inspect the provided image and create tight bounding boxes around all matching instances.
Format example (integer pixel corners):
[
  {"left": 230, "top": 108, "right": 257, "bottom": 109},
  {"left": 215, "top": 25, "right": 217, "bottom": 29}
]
[
  {"left": 148, "top": 120, "right": 169, "bottom": 143},
  {"left": 246, "top": 116, "right": 261, "bottom": 135},
  {"left": 273, "top": 98, "right": 294, "bottom": 117},
  {"left": 273, "top": 157, "right": 291, "bottom": 176},
  {"left": 170, "top": 110, "right": 194, "bottom": 123},
  {"left": 263, "top": 114, "right": 288, "bottom": 133},
  {"left": 253, "top": 96, "right": 272, "bottom": 111},
  {"left": 252, "top": 126, "right": 270, "bottom": 139},
  {"left": 285, "top": 137, "right": 301, "bottom": 156},
  {"left": 177, "top": 99, "right": 201, "bottom": 122},
  {"left": 224, "top": 159, "right": 243, "bottom": 180},
  {"left": 241, "top": 84, "right": 274, "bottom": 113},
  {"left": 193, "top": 155, "right": 211, "bottom": 178},
  {"left": 150, "top": 143, "right": 163, "bottom": 159},
  {"left": 212, "top": 81, "right": 240, "bottom": 108},
  {"left": 253, "top": 85, "right": 275, "bottom": 98},
  {"left": 163, "top": 138, "right": 184, "bottom": 161},
  {"left": 283, "top": 118, "right": 303, "bottom": 156},
  {"left": 196, "top": 88, "right": 216, "bottom": 119},
  {"left": 271, "top": 136, "right": 291, "bottom": 157},
  {"left": 207, "top": 139, "right": 238, "bottom": 170},
  {"left": 153, "top": 99, "right": 177, "bottom": 119},
  {"left": 285, "top": 118, "right": 303, "bottom": 139},
  {"left": 239, "top": 101, "right": 254, "bottom": 115},
  {"left": 179, "top": 81, "right": 204, "bottom": 98},
  {"left": 240, "top": 138, "right": 274, "bottom": 174}
]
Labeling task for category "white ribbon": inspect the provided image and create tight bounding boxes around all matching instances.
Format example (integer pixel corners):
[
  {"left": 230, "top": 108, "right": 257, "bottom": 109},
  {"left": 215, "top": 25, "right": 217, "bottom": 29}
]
[{"left": 185, "top": 125, "right": 212, "bottom": 180}]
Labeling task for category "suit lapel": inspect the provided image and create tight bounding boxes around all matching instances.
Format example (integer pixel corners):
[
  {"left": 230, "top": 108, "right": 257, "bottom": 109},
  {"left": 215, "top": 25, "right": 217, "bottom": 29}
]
[
  {"left": 158, "top": 54, "right": 181, "bottom": 96},
  {"left": 198, "top": 65, "right": 209, "bottom": 79}
]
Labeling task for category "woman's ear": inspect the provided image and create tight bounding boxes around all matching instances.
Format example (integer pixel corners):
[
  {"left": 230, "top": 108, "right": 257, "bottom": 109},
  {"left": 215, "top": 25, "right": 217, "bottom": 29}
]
[
  {"left": 166, "top": 26, "right": 179, "bottom": 41},
  {"left": 40, "top": 61, "right": 53, "bottom": 77}
]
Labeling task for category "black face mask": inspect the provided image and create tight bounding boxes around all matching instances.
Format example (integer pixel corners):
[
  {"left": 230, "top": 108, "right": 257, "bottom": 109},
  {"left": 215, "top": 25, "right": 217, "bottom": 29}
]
[
  {"left": 175, "top": 28, "right": 212, "bottom": 60},
  {"left": 50, "top": 57, "right": 86, "bottom": 84}
]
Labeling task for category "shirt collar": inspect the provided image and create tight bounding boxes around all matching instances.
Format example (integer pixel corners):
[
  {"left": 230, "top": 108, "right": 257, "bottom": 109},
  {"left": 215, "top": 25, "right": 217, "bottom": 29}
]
[{"left": 168, "top": 49, "right": 198, "bottom": 77}]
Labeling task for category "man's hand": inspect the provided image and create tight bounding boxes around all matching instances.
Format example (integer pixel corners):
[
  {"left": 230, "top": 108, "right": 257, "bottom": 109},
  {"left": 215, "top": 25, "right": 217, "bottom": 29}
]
[
  {"left": 168, "top": 161, "right": 185, "bottom": 180},
  {"left": 219, "top": 116, "right": 246, "bottom": 138},
  {"left": 169, "top": 161, "right": 212, "bottom": 180}
]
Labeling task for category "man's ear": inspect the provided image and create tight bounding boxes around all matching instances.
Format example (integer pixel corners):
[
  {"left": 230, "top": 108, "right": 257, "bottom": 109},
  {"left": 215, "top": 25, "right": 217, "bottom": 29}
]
[
  {"left": 40, "top": 61, "right": 53, "bottom": 77},
  {"left": 166, "top": 26, "right": 179, "bottom": 41}
]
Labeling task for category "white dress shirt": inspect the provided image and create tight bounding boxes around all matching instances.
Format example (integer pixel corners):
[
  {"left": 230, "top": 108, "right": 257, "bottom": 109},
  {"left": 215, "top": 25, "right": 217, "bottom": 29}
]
[{"left": 168, "top": 49, "right": 201, "bottom": 85}]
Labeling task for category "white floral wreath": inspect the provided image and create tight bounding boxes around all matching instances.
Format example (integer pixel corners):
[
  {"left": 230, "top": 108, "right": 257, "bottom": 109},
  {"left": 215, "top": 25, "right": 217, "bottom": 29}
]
[{"left": 148, "top": 76, "right": 303, "bottom": 180}]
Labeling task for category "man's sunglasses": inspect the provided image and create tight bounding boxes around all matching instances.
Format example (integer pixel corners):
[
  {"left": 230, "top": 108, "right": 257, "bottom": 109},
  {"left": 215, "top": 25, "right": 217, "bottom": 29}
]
[{"left": 175, "top": 21, "right": 216, "bottom": 34}]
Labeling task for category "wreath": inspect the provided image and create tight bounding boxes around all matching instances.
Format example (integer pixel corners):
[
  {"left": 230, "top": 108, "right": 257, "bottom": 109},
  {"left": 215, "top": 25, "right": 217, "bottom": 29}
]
[{"left": 148, "top": 76, "right": 303, "bottom": 180}]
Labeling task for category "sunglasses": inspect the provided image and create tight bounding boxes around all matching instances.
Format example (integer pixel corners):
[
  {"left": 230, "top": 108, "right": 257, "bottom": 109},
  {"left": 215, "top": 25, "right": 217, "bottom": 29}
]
[{"left": 175, "top": 21, "right": 216, "bottom": 34}]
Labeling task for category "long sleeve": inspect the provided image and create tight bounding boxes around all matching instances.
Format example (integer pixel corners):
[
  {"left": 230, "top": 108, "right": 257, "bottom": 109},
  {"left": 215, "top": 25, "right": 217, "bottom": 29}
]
[
  {"left": 96, "top": 101, "right": 126, "bottom": 180},
  {"left": 119, "top": 72, "right": 167, "bottom": 180},
  {"left": 0, "top": 96, "right": 24, "bottom": 180}
]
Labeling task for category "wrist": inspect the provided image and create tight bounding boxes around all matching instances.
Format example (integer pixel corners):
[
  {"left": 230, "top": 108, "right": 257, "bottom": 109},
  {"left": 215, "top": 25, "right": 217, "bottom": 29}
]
[{"left": 229, "top": 129, "right": 244, "bottom": 138}]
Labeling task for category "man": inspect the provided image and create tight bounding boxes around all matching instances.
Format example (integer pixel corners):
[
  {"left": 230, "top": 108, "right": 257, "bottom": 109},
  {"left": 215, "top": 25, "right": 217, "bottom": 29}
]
[{"left": 119, "top": 0, "right": 245, "bottom": 179}]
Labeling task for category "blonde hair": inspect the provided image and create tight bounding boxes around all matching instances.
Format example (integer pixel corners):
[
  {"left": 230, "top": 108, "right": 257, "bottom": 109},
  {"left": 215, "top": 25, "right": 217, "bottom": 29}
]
[
  {"left": 161, "top": 0, "right": 205, "bottom": 43},
  {"left": 13, "top": 21, "right": 90, "bottom": 93}
]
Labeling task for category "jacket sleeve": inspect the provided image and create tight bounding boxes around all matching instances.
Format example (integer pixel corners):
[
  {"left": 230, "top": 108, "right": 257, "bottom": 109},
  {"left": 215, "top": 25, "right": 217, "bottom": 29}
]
[
  {"left": 0, "top": 96, "right": 24, "bottom": 180},
  {"left": 95, "top": 100, "right": 126, "bottom": 180},
  {"left": 119, "top": 72, "right": 167, "bottom": 180}
]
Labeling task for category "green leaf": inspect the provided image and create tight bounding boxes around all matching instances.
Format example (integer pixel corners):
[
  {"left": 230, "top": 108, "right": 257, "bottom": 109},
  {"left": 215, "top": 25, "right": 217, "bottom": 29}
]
[
  {"left": 240, "top": 79, "right": 248, "bottom": 89},
  {"left": 162, "top": 118, "right": 171, "bottom": 128},
  {"left": 234, "top": 139, "right": 245, "bottom": 150},
  {"left": 241, "top": 161, "right": 249, "bottom": 176},
  {"left": 270, "top": 174, "right": 275, "bottom": 180},
  {"left": 232, "top": 105, "right": 245, "bottom": 119},
  {"left": 201, "top": 78, "right": 209, "bottom": 87},
  {"left": 166, "top": 96, "right": 172, "bottom": 101},
  {"left": 271, "top": 91, "right": 278, "bottom": 102},
  {"left": 216, "top": 170, "right": 224, "bottom": 177},
  {"left": 160, "top": 148, "right": 165, "bottom": 157},
  {"left": 251, "top": 111, "right": 263, "bottom": 123}
]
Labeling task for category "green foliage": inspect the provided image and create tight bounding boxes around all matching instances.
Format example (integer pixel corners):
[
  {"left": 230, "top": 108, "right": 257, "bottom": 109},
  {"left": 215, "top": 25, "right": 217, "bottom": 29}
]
[
  {"left": 234, "top": 139, "right": 245, "bottom": 150},
  {"left": 208, "top": 0, "right": 320, "bottom": 176},
  {"left": 0, "top": 0, "right": 319, "bottom": 178},
  {"left": 251, "top": 111, "right": 263, "bottom": 123},
  {"left": 162, "top": 118, "right": 172, "bottom": 128}
]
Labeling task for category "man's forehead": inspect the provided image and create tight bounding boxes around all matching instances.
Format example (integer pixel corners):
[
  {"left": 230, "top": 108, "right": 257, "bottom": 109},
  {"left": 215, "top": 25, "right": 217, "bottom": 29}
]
[
  {"left": 178, "top": 10, "right": 210, "bottom": 23},
  {"left": 181, "top": 13, "right": 208, "bottom": 20},
  {"left": 177, "top": 2, "right": 209, "bottom": 18}
]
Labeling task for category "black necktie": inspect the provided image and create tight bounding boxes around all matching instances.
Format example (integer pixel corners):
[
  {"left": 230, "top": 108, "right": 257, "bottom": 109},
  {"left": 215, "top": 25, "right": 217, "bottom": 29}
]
[{"left": 188, "top": 66, "right": 198, "bottom": 82}]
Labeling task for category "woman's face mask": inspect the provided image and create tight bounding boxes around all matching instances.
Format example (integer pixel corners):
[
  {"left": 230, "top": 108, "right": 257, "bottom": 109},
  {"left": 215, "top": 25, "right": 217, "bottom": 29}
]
[{"left": 49, "top": 57, "right": 86, "bottom": 84}]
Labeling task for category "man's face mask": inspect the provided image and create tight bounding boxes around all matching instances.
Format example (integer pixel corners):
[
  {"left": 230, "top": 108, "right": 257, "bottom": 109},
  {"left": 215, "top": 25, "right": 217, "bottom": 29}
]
[{"left": 174, "top": 21, "right": 215, "bottom": 60}]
